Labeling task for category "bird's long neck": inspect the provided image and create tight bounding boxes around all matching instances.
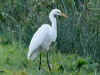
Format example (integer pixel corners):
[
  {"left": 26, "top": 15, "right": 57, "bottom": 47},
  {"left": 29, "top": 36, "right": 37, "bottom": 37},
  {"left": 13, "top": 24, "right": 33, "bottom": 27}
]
[
  {"left": 49, "top": 14, "right": 57, "bottom": 30},
  {"left": 49, "top": 11, "right": 57, "bottom": 42}
]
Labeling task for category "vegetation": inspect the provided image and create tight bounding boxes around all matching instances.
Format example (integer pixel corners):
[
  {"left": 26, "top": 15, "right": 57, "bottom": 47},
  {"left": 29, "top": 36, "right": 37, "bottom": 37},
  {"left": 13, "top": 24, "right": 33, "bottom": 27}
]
[
  {"left": 0, "top": 0, "right": 100, "bottom": 75},
  {"left": 0, "top": 44, "right": 99, "bottom": 75}
]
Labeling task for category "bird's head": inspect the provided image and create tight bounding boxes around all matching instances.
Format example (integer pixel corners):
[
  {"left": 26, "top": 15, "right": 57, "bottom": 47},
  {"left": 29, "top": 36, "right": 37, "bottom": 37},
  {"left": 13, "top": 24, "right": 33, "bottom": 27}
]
[{"left": 50, "top": 9, "right": 68, "bottom": 18}]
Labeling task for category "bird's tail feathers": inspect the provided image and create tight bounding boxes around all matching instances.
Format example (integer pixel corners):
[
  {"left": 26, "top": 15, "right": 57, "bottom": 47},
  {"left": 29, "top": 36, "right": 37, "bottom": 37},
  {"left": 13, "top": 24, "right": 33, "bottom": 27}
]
[{"left": 27, "top": 50, "right": 39, "bottom": 60}]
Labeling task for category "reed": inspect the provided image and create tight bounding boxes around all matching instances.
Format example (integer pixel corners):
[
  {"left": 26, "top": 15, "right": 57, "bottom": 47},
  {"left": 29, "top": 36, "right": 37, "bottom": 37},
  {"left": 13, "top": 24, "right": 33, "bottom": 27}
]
[{"left": 0, "top": 0, "right": 100, "bottom": 67}]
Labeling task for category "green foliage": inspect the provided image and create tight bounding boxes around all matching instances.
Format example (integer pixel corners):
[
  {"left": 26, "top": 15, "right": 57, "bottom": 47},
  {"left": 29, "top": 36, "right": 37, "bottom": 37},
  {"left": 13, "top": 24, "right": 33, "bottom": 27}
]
[
  {"left": 0, "top": 0, "right": 100, "bottom": 71},
  {"left": 0, "top": 45, "right": 99, "bottom": 75}
]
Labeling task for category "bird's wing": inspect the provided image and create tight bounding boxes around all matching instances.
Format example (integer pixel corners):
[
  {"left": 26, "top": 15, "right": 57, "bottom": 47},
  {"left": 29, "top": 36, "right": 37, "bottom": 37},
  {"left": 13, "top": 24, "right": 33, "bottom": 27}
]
[{"left": 27, "top": 25, "right": 50, "bottom": 60}]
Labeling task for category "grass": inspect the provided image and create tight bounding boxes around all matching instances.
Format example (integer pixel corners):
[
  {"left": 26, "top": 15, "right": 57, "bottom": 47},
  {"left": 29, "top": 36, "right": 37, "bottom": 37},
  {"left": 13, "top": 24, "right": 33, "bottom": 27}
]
[
  {"left": 0, "top": 44, "right": 99, "bottom": 75},
  {"left": 0, "top": 0, "right": 100, "bottom": 74},
  {"left": 0, "top": 0, "right": 100, "bottom": 63}
]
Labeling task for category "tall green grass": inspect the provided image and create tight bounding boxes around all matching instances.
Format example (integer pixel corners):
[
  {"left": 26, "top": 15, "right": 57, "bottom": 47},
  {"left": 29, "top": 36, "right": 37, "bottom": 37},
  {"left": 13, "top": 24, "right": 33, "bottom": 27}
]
[
  {"left": 0, "top": 0, "right": 100, "bottom": 69},
  {"left": 0, "top": 45, "right": 99, "bottom": 75}
]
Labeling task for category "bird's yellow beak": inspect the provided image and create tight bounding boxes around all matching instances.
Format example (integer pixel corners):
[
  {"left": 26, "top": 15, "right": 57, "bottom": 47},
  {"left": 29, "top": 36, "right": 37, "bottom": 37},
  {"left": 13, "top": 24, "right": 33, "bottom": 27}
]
[{"left": 60, "top": 12, "right": 68, "bottom": 18}]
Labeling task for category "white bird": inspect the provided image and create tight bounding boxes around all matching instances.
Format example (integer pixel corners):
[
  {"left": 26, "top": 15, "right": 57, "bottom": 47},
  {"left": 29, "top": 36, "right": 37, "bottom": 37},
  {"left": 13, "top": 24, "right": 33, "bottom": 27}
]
[{"left": 27, "top": 9, "right": 68, "bottom": 71}]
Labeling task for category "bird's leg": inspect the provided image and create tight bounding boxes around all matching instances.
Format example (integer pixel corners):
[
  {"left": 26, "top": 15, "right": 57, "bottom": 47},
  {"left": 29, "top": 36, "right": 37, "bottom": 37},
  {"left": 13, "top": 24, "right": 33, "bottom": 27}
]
[
  {"left": 39, "top": 52, "right": 42, "bottom": 70},
  {"left": 47, "top": 51, "right": 51, "bottom": 71}
]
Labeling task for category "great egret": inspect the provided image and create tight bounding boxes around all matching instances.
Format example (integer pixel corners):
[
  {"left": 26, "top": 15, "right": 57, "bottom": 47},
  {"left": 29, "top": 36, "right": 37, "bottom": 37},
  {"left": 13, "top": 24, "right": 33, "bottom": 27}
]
[{"left": 27, "top": 9, "right": 68, "bottom": 71}]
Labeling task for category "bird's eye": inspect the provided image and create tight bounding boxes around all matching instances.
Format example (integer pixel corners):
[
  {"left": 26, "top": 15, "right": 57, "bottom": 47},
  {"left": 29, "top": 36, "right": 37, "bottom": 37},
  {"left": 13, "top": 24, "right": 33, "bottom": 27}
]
[{"left": 57, "top": 12, "right": 59, "bottom": 13}]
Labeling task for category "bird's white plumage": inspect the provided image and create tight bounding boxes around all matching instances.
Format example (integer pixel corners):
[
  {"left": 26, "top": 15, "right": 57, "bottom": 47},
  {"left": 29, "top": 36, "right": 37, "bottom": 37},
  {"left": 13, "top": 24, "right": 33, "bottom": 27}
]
[
  {"left": 27, "top": 25, "right": 52, "bottom": 60},
  {"left": 27, "top": 9, "right": 67, "bottom": 60}
]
